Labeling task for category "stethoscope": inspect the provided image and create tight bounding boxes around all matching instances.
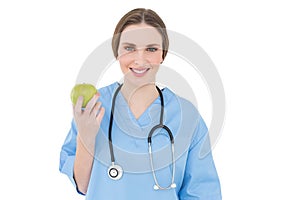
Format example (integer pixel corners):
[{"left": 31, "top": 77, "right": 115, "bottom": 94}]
[{"left": 107, "top": 83, "right": 176, "bottom": 190}]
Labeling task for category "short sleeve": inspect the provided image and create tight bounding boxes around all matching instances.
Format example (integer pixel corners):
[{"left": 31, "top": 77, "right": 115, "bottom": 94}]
[{"left": 178, "top": 116, "right": 222, "bottom": 199}]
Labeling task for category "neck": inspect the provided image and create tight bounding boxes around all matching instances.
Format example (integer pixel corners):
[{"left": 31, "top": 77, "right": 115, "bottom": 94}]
[
  {"left": 121, "top": 80, "right": 158, "bottom": 105},
  {"left": 121, "top": 80, "right": 159, "bottom": 119}
]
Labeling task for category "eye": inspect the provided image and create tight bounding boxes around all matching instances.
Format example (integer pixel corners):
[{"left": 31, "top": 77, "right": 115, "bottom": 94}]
[
  {"left": 147, "top": 47, "right": 158, "bottom": 52},
  {"left": 124, "top": 46, "right": 135, "bottom": 51}
]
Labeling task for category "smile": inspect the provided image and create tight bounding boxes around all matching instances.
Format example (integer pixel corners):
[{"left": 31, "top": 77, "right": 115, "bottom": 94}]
[{"left": 130, "top": 68, "right": 150, "bottom": 76}]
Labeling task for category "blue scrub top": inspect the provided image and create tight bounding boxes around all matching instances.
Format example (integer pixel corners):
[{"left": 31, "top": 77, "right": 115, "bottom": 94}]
[{"left": 59, "top": 82, "right": 222, "bottom": 199}]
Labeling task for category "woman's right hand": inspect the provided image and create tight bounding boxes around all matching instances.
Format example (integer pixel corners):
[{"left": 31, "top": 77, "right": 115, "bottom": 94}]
[
  {"left": 73, "top": 93, "right": 105, "bottom": 194},
  {"left": 73, "top": 92, "right": 105, "bottom": 148}
]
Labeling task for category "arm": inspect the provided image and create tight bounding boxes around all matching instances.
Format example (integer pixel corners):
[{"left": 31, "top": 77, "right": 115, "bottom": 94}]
[
  {"left": 179, "top": 117, "right": 222, "bottom": 200},
  {"left": 59, "top": 121, "right": 97, "bottom": 195},
  {"left": 74, "top": 135, "right": 95, "bottom": 194},
  {"left": 60, "top": 93, "right": 105, "bottom": 195}
]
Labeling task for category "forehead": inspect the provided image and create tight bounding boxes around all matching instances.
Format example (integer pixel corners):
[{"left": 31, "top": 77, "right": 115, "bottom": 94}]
[{"left": 119, "top": 24, "right": 162, "bottom": 46}]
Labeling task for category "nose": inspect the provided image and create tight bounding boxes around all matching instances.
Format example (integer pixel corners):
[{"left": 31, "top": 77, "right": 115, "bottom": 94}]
[{"left": 134, "top": 49, "right": 147, "bottom": 66}]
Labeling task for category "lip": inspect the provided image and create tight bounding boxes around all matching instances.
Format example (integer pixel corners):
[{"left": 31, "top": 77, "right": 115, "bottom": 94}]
[{"left": 129, "top": 67, "right": 150, "bottom": 77}]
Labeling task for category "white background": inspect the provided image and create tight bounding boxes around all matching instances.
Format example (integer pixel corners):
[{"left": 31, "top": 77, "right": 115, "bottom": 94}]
[{"left": 1, "top": 0, "right": 299, "bottom": 199}]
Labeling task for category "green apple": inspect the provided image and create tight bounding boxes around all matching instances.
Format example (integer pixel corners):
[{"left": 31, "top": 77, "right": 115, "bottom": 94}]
[{"left": 70, "top": 83, "right": 97, "bottom": 107}]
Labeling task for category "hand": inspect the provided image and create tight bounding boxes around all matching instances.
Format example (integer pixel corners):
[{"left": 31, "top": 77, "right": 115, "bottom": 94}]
[{"left": 73, "top": 92, "right": 105, "bottom": 148}]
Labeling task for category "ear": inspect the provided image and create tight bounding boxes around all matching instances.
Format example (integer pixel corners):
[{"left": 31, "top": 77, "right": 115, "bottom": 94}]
[
  {"left": 159, "top": 52, "right": 164, "bottom": 64},
  {"left": 116, "top": 53, "right": 120, "bottom": 61},
  {"left": 160, "top": 56, "right": 164, "bottom": 64}
]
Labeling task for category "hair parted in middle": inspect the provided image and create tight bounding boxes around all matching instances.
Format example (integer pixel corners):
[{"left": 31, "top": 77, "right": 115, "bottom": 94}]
[{"left": 111, "top": 8, "right": 169, "bottom": 61}]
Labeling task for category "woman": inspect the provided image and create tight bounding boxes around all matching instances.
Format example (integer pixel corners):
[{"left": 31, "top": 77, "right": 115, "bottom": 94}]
[{"left": 60, "top": 8, "right": 222, "bottom": 199}]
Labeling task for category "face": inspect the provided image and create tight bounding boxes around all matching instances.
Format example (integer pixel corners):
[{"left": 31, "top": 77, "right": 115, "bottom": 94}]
[{"left": 117, "top": 23, "right": 163, "bottom": 86}]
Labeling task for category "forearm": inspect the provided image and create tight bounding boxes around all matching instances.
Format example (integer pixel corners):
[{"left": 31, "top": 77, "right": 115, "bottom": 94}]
[{"left": 74, "top": 135, "right": 95, "bottom": 194}]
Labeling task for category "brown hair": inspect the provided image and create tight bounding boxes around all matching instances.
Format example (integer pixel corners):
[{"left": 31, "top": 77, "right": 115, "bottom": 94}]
[{"left": 112, "top": 8, "right": 169, "bottom": 60}]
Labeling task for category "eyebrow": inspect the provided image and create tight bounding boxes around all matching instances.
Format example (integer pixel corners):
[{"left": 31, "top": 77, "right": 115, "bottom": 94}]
[
  {"left": 121, "top": 42, "right": 136, "bottom": 47},
  {"left": 146, "top": 44, "right": 161, "bottom": 47},
  {"left": 120, "top": 42, "right": 161, "bottom": 47}
]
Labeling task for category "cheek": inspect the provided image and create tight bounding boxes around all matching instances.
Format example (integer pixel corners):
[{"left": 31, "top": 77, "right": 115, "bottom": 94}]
[
  {"left": 151, "top": 50, "right": 163, "bottom": 64},
  {"left": 137, "top": 50, "right": 163, "bottom": 65},
  {"left": 118, "top": 56, "right": 133, "bottom": 73},
  {"left": 149, "top": 55, "right": 161, "bottom": 64}
]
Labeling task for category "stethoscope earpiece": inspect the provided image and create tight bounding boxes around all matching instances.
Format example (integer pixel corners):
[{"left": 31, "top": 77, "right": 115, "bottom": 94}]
[{"left": 153, "top": 183, "right": 176, "bottom": 190}]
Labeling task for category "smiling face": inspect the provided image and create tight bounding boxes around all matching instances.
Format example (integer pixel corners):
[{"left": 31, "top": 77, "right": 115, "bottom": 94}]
[{"left": 117, "top": 23, "right": 163, "bottom": 86}]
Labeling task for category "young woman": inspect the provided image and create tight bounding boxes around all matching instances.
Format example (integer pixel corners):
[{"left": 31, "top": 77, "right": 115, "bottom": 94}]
[{"left": 60, "top": 8, "right": 222, "bottom": 199}]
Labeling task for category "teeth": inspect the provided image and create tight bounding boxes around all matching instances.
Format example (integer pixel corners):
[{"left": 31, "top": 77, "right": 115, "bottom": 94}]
[{"left": 131, "top": 68, "right": 148, "bottom": 74}]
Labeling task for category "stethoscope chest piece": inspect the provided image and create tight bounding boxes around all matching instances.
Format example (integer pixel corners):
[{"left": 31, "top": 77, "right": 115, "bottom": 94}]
[{"left": 108, "top": 163, "right": 123, "bottom": 180}]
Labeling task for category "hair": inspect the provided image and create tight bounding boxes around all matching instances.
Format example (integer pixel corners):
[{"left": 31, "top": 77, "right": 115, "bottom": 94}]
[{"left": 112, "top": 8, "right": 169, "bottom": 60}]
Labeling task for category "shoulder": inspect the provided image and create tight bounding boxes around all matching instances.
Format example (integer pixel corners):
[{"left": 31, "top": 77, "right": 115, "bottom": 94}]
[
  {"left": 98, "top": 82, "right": 120, "bottom": 97},
  {"left": 163, "top": 87, "right": 207, "bottom": 142},
  {"left": 162, "top": 87, "right": 200, "bottom": 119},
  {"left": 97, "top": 82, "right": 120, "bottom": 103}
]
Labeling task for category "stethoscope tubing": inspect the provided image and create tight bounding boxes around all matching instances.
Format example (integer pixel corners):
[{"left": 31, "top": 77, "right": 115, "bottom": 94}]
[
  {"left": 108, "top": 83, "right": 122, "bottom": 163},
  {"left": 108, "top": 83, "right": 176, "bottom": 190}
]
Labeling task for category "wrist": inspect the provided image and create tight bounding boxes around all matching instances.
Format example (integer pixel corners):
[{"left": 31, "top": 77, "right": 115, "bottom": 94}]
[{"left": 77, "top": 133, "right": 96, "bottom": 155}]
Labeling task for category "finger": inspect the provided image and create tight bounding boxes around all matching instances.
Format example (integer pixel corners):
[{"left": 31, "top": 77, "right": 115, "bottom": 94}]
[
  {"left": 74, "top": 96, "right": 84, "bottom": 115},
  {"left": 85, "top": 93, "right": 100, "bottom": 114},
  {"left": 91, "top": 101, "right": 102, "bottom": 117},
  {"left": 96, "top": 107, "right": 105, "bottom": 124}
]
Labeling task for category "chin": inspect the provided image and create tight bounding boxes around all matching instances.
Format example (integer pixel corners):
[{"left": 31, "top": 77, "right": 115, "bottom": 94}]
[{"left": 124, "top": 75, "right": 156, "bottom": 88}]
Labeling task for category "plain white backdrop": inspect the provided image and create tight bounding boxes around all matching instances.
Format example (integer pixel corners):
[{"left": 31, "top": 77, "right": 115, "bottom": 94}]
[{"left": 1, "top": 0, "right": 299, "bottom": 199}]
